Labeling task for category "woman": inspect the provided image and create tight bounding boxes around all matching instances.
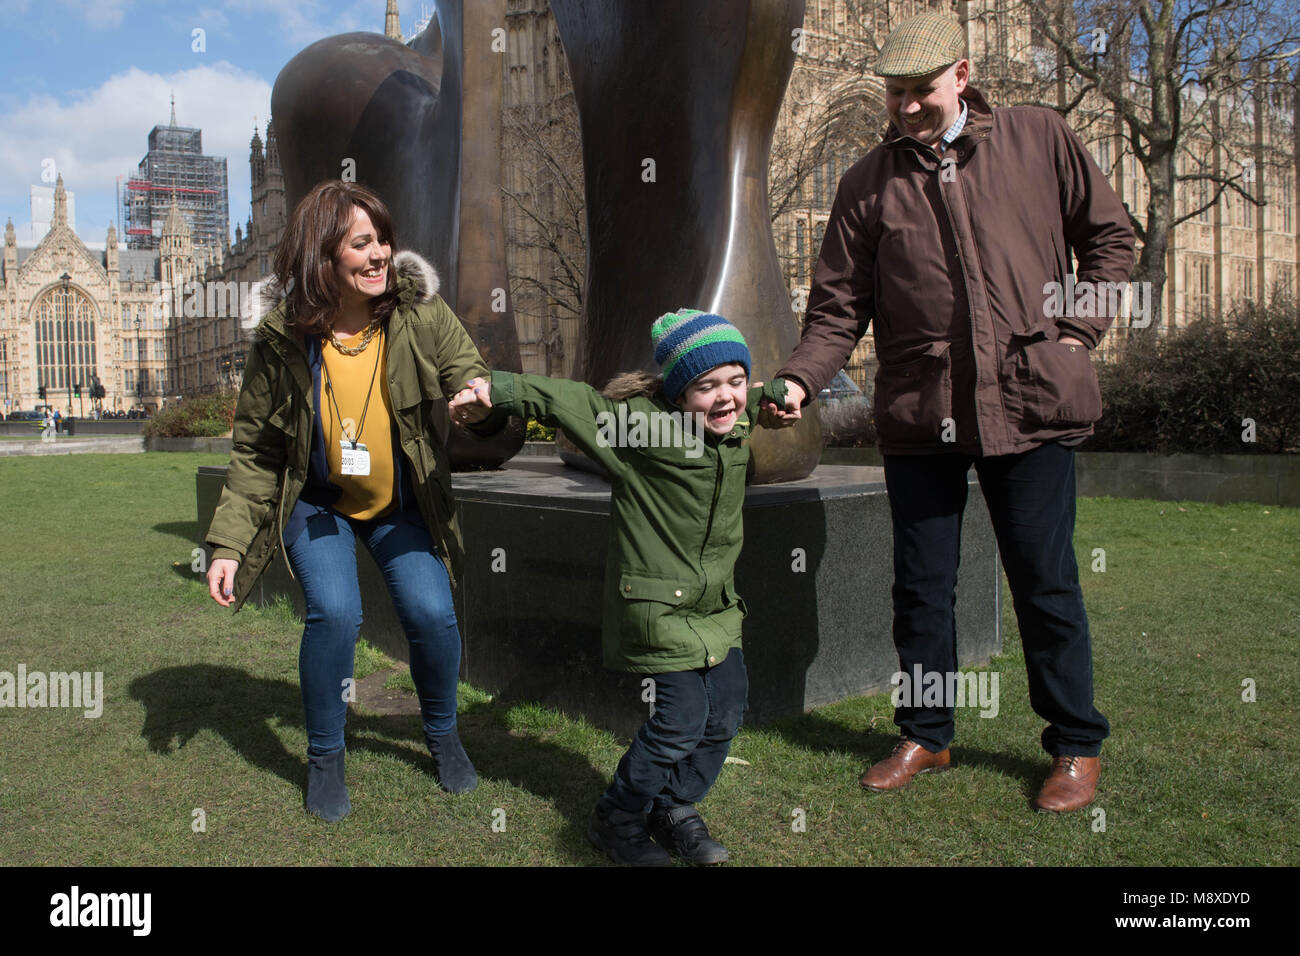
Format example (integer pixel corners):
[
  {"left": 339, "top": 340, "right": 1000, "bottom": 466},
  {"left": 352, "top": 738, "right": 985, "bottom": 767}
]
[{"left": 205, "top": 180, "right": 494, "bottom": 821}]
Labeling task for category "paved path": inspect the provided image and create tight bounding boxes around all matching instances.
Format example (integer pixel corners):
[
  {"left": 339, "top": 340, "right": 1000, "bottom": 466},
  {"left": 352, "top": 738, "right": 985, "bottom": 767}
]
[{"left": 0, "top": 435, "right": 145, "bottom": 457}]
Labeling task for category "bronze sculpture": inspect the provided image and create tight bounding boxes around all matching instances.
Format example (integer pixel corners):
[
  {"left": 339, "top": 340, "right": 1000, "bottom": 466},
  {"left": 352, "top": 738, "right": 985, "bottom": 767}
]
[
  {"left": 550, "top": 0, "right": 821, "bottom": 482},
  {"left": 270, "top": 0, "right": 820, "bottom": 479}
]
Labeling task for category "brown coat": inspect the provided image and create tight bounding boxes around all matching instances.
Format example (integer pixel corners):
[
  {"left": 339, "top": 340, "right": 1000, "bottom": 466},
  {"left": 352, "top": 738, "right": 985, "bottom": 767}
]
[{"left": 778, "top": 87, "right": 1135, "bottom": 456}]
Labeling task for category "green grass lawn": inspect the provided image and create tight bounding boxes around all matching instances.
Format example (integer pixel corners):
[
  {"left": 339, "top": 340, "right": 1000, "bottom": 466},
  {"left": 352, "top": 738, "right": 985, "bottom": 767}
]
[{"left": 0, "top": 452, "right": 1296, "bottom": 866}]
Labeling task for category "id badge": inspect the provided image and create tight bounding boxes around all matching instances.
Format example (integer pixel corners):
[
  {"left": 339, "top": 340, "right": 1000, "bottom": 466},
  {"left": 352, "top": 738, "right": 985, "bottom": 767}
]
[{"left": 339, "top": 440, "right": 371, "bottom": 476}]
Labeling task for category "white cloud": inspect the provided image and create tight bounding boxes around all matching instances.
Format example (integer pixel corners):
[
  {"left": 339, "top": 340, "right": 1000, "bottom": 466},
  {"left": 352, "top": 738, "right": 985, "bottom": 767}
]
[
  {"left": 0, "top": 62, "right": 271, "bottom": 244},
  {"left": 199, "top": 0, "right": 381, "bottom": 50},
  {"left": 3, "top": 0, "right": 137, "bottom": 30}
]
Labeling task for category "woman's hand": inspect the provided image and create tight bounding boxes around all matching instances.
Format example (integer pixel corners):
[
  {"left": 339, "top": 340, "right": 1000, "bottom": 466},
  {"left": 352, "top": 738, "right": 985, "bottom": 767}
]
[
  {"left": 448, "top": 377, "right": 493, "bottom": 426},
  {"left": 208, "top": 558, "right": 240, "bottom": 607}
]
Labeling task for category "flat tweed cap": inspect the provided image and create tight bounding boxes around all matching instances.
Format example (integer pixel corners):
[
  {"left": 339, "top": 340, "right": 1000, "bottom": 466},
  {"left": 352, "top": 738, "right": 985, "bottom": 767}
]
[{"left": 874, "top": 12, "right": 965, "bottom": 77}]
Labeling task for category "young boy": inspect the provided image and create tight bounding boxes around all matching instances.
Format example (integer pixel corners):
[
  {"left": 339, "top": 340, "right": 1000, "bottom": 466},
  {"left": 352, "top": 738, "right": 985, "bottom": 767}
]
[{"left": 449, "top": 309, "right": 787, "bottom": 865}]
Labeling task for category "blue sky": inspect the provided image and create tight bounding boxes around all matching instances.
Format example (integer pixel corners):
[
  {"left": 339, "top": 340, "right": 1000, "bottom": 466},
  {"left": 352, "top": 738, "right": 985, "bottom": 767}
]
[{"left": 0, "top": 0, "right": 436, "bottom": 249}]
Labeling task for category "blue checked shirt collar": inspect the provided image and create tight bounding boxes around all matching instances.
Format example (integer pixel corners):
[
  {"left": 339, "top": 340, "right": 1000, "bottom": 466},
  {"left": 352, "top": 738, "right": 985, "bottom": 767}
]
[{"left": 939, "top": 101, "right": 968, "bottom": 152}]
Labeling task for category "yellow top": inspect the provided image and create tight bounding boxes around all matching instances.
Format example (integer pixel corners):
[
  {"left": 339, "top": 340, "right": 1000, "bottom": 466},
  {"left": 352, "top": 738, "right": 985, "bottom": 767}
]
[{"left": 319, "top": 324, "right": 397, "bottom": 520}]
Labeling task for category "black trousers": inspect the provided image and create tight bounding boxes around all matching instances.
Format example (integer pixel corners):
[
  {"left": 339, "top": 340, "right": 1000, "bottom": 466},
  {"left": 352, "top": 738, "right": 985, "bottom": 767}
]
[
  {"left": 883, "top": 441, "right": 1110, "bottom": 757},
  {"left": 599, "top": 648, "right": 748, "bottom": 814}
]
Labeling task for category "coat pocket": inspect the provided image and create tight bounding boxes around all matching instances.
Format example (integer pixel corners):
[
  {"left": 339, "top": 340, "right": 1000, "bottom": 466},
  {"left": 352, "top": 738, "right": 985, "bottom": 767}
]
[
  {"left": 617, "top": 572, "right": 691, "bottom": 651},
  {"left": 267, "top": 396, "right": 298, "bottom": 438},
  {"left": 872, "top": 341, "right": 953, "bottom": 444},
  {"left": 1011, "top": 332, "right": 1102, "bottom": 427}
]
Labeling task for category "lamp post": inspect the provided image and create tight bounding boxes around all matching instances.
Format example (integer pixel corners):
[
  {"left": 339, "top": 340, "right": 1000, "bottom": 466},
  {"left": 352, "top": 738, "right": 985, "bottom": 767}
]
[{"left": 60, "top": 272, "right": 72, "bottom": 416}]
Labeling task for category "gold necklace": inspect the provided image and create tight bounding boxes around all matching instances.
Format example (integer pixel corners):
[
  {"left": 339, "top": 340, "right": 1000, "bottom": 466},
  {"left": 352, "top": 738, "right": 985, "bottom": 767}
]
[{"left": 328, "top": 319, "right": 380, "bottom": 355}]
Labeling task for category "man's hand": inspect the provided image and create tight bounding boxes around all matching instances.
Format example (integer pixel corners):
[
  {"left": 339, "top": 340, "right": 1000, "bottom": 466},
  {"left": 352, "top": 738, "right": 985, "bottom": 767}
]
[
  {"left": 448, "top": 376, "right": 493, "bottom": 426},
  {"left": 758, "top": 378, "right": 807, "bottom": 429}
]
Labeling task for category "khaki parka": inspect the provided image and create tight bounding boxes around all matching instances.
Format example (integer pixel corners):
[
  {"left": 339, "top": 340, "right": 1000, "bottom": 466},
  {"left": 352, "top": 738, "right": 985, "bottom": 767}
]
[{"left": 204, "top": 251, "right": 488, "bottom": 611}]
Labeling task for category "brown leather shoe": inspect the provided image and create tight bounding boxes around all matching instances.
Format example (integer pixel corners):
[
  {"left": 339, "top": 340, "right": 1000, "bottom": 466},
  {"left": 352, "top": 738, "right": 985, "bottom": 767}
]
[
  {"left": 859, "top": 738, "right": 951, "bottom": 792},
  {"left": 1033, "top": 755, "right": 1100, "bottom": 812}
]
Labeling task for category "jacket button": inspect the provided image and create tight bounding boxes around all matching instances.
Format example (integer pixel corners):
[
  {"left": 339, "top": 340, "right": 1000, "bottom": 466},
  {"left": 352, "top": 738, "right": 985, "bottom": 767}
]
[
  {"left": 674, "top": 589, "right": 682, "bottom": 597},
  {"left": 624, "top": 585, "right": 631, "bottom": 592},
  {"left": 709, "top": 656, "right": 717, "bottom": 664}
]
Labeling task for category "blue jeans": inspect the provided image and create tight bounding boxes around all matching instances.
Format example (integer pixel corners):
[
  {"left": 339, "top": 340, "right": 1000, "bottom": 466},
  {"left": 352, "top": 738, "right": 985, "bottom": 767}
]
[
  {"left": 283, "top": 503, "right": 462, "bottom": 754},
  {"left": 884, "top": 441, "right": 1110, "bottom": 757},
  {"left": 600, "top": 648, "right": 748, "bottom": 814}
]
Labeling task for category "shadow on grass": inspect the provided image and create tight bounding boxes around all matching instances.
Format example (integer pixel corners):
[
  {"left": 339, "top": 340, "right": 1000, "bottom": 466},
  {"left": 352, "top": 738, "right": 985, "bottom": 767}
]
[
  {"left": 153, "top": 521, "right": 199, "bottom": 544},
  {"left": 129, "top": 665, "right": 608, "bottom": 863},
  {"left": 761, "top": 710, "right": 1049, "bottom": 801}
]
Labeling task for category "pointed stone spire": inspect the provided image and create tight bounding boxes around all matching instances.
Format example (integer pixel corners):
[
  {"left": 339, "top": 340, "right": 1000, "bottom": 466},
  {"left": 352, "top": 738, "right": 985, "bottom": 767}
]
[
  {"left": 163, "top": 193, "right": 186, "bottom": 238},
  {"left": 106, "top": 222, "right": 118, "bottom": 274},
  {"left": 265, "top": 115, "right": 279, "bottom": 166},
  {"left": 53, "top": 174, "right": 68, "bottom": 228},
  {"left": 170, "top": 90, "right": 177, "bottom": 126},
  {"left": 3, "top": 218, "right": 15, "bottom": 278},
  {"left": 251, "top": 116, "right": 266, "bottom": 188},
  {"left": 385, "top": 0, "right": 402, "bottom": 40}
]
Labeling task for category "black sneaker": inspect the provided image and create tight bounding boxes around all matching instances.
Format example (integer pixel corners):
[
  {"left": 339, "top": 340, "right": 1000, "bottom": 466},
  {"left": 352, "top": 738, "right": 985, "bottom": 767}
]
[
  {"left": 587, "top": 804, "right": 671, "bottom": 866},
  {"left": 648, "top": 805, "right": 729, "bottom": 865}
]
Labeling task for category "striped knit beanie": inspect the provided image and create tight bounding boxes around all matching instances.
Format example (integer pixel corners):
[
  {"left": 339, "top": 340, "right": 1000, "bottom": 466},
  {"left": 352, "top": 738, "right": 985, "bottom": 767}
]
[{"left": 651, "top": 308, "right": 751, "bottom": 402}]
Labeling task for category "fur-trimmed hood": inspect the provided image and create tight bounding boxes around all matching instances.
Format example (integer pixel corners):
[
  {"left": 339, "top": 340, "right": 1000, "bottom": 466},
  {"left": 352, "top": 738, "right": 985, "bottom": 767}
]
[
  {"left": 243, "top": 249, "right": 440, "bottom": 330},
  {"left": 601, "top": 370, "right": 666, "bottom": 401}
]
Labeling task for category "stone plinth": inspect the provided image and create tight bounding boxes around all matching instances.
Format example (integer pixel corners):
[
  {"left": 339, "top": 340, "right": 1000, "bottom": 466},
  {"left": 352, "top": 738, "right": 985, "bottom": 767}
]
[{"left": 196, "top": 458, "right": 1001, "bottom": 735}]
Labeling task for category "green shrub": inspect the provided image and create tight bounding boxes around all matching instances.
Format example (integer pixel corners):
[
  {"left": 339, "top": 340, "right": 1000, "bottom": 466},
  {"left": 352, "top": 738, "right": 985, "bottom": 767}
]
[
  {"left": 525, "top": 417, "right": 556, "bottom": 442},
  {"left": 1091, "top": 295, "right": 1300, "bottom": 453},
  {"left": 144, "top": 393, "right": 237, "bottom": 438}
]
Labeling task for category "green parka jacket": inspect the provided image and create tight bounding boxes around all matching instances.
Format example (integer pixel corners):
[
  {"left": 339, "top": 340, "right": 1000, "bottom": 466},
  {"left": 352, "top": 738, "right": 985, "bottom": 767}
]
[
  {"left": 204, "top": 251, "right": 489, "bottom": 611},
  {"left": 489, "top": 369, "right": 787, "bottom": 674}
]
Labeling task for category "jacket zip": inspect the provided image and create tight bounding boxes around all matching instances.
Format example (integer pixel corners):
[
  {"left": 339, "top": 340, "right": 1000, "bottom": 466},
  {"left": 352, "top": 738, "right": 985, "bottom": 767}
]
[
  {"left": 933, "top": 145, "right": 985, "bottom": 452},
  {"left": 257, "top": 326, "right": 309, "bottom": 586},
  {"left": 696, "top": 442, "right": 729, "bottom": 658},
  {"left": 277, "top": 464, "right": 296, "bottom": 584}
]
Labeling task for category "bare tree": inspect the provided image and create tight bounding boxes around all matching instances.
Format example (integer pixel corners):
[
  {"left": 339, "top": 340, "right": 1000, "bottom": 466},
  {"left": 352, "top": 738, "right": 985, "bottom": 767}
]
[
  {"left": 501, "top": 89, "right": 587, "bottom": 373},
  {"left": 1025, "top": 0, "right": 1300, "bottom": 330},
  {"left": 769, "top": 0, "right": 894, "bottom": 291}
]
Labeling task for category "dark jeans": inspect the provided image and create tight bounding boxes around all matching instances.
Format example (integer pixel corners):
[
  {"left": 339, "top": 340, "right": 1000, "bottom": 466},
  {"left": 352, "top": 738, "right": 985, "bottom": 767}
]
[
  {"left": 283, "top": 504, "right": 463, "bottom": 754},
  {"left": 883, "top": 441, "right": 1109, "bottom": 757},
  {"left": 600, "top": 648, "right": 748, "bottom": 814}
]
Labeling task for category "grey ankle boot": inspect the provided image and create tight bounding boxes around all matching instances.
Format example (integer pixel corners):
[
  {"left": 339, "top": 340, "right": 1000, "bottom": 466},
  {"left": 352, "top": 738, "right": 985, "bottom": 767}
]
[
  {"left": 306, "top": 748, "right": 351, "bottom": 821},
  {"left": 426, "top": 730, "right": 478, "bottom": 794}
]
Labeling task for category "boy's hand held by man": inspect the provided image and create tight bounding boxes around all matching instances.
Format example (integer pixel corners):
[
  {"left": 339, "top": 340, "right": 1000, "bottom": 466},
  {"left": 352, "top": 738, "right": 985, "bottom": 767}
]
[{"left": 759, "top": 377, "right": 805, "bottom": 428}]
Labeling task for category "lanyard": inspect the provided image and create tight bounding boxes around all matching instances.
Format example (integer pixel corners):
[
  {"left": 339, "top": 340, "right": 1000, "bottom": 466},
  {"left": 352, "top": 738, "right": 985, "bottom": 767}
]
[{"left": 322, "top": 326, "right": 382, "bottom": 449}]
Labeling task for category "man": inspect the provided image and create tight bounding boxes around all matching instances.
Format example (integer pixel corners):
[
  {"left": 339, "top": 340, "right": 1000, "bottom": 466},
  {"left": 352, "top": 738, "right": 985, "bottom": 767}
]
[{"left": 762, "top": 12, "right": 1134, "bottom": 812}]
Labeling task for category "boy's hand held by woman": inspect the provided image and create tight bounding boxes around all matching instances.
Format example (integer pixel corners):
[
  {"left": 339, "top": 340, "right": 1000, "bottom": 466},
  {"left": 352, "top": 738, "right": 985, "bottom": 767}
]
[{"left": 449, "top": 376, "right": 492, "bottom": 426}]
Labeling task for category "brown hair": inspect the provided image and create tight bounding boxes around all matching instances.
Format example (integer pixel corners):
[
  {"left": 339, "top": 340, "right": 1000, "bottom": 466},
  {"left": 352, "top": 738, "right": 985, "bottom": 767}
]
[{"left": 272, "top": 180, "right": 400, "bottom": 336}]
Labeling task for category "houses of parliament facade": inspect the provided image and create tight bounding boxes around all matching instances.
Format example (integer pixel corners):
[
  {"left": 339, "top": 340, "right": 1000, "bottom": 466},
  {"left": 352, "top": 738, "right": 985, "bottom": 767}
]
[{"left": 2, "top": 0, "right": 1295, "bottom": 415}]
